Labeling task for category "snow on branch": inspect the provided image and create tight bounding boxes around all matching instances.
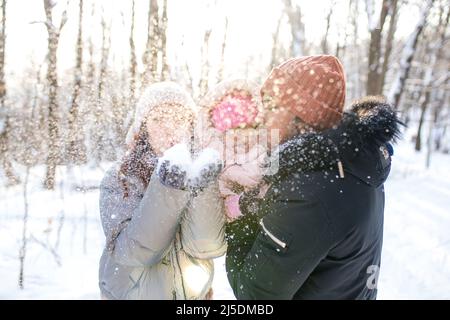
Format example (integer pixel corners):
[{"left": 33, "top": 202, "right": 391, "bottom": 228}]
[
  {"left": 387, "top": 0, "right": 435, "bottom": 107},
  {"left": 41, "top": 0, "right": 68, "bottom": 34},
  {"left": 365, "top": 0, "right": 383, "bottom": 31}
]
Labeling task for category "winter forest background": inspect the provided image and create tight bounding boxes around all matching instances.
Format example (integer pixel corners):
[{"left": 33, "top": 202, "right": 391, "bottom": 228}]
[{"left": 0, "top": 0, "right": 449, "bottom": 299}]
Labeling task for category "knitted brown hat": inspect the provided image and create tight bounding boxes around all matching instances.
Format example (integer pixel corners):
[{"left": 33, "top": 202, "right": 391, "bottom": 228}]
[{"left": 261, "top": 55, "right": 346, "bottom": 130}]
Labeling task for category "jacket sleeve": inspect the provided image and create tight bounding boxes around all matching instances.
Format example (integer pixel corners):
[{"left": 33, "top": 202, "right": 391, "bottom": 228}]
[
  {"left": 180, "top": 182, "right": 227, "bottom": 259},
  {"left": 100, "top": 170, "right": 190, "bottom": 267},
  {"left": 226, "top": 199, "right": 334, "bottom": 300}
]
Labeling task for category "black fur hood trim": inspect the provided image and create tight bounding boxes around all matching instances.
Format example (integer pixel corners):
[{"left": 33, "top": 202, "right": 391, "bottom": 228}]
[{"left": 264, "top": 96, "right": 404, "bottom": 184}]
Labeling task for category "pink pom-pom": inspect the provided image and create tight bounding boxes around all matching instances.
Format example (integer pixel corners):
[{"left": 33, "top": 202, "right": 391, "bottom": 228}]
[{"left": 211, "top": 94, "right": 259, "bottom": 132}]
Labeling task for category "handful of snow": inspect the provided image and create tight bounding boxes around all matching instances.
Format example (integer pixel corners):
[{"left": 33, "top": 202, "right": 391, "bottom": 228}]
[
  {"left": 157, "top": 143, "right": 223, "bottom": 182},
  {"left": 157, "top": 143, "right": 192, "bottom": 175}
]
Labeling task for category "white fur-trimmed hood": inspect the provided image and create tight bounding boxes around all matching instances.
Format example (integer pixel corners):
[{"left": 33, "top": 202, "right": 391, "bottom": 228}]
[{"left": 126, "top": 82, "right": 197, "bottom": 146}]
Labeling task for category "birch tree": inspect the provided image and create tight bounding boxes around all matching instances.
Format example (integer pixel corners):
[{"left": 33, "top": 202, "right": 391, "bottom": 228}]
[
  {"left": 160, "top": 0, "right": 169, "bottom": 81},
  {"left": 365, "top": 0, "right": 390, "bottom": 95},
  {"left": 379, "top": 0, "right": 399, "bottom": 91},
  {"left": 388, "top": 0, "right": 435, "bottom": 108},
  {"left": 129, "top": 0, "right": 137, "bottom": 102},
  {"left": 0, "top": 0, "right": 20, "bottom": 185},
  {"left": 270, "top": 14, "right": 284, "bottom": 70},
  {"left": 217, "top": 17, "right": 228, "bottom": 82},
  {"left": 321, "top": 3, "right": 334, "bottom": 54},
  {"left": 283, "top": 0, "right": 305, "bottom": 57},
  {"left": 92, "top": 12, "right": 111, "bottom": 162},
  {"left": 142, "top": 0, "right": 160, "bottom": 86},
  {"left": 67, "top": 0, "right": 86, "bottom": 165},
  {"left": 415, "top": 3, "right": 449, "bottom": 151},
  {"left": 41, "top": 0, "right": 68, "bottom": 190},
  {"left": 198, "top": 28, "right": 212, "bottom": 98}
]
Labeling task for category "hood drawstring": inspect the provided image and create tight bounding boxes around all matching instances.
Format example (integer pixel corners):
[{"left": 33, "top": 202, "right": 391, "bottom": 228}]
[
  {"left": 337, "top": 160, "right": 345, "bottom": 179},
  {"left": 326, "top": 136, "right": 345, "bottom": 179}
]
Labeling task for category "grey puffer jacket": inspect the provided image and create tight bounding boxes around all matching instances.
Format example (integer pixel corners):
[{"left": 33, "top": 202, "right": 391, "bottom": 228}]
[{"left": 98, "top": 163, "right": 227, "bottom": 300}]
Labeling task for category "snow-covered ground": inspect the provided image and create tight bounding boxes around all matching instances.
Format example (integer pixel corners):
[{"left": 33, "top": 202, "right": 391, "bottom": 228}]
[
  {"left": 1, "top": 142, "right": 449, "bottom": 299},
  {"left": 377, "top": 144, "right": 450, "bottom": 299}
]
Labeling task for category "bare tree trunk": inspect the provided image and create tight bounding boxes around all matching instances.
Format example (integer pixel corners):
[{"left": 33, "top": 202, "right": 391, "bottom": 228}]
[
  {"left": 336, "top": 0, "right": 354, "bottom": 60},
  {"left": 150, "top": 0, "right": 160, "bottom": 82},
  {"left": 425, "top": 99, "right": 439, "bottom": 168},
  {"left": 43, "top": 0, "right": 67, "bottom": 190},
  {"left": 217, "top": 17, "right": 228, "bottom": 82},
  {"left": 270, "top": 14, "right": 284, "bottom": 70},
  {"left": 84, "top": 1, "right": 97, "bottom": 162},
  {"left": 199, "top": 29, "right": 211, "bottom": 98},
  {"left": 18, "top": 167, "right": 30, "bottom": 289},
  {"left": 415, "top": 89, "right": 430, "bottom": 151},
  {"left": 129, "top": 0, "right": 137, "bottom": 101},
  {"left": 283, "top": 0, "right": 305, "bottom": 57},
  {"left": 388, "top": 0, "right": 435, "bottom": 108},
  {"left": 67, "top": 0, "right": 86, "bottom": 165},
  {"left": 366, "top": 0, "right": 389, "bottom": 95},
  {"left": 415, "top": 3, "right": 448, "bottom": 152},
  {"left": 0, "top": 0, "right": 5, "bottom": 106},
  {"left": 93, "top": 14, "right": 111, "bottom": 162},
  {"left": 0, "top": 0, "right": 19, "bottom": 185},
  {"left": 142, "top": 0, "right": 160, "bottom": 86},
  {"left": 432, "top": 81, "right": 449, "bottom": 152},
  {"left": 380, "top": 0, "right": 399, "bottom": 92},
  {"left": 350, "top": 0, "right": 362, "bottom": 99},
  {"left": 45, "top": 33, "right": 59, "bottom": 188},
  {"left": 98, "top": 16, "right": 110, "bottom": 109},
  {"left": 180, "top": 36, "right": 194, "bottom": 92},
  {"left": 322, "top": 3, "right": 334, "bottom": 54},
  {"left": 160, "top": 0, "right": 169, "bottom": 81},
  {"left": 175, "top": 35, "right": 193, "bottom": 92},
  {"left": 87, "top": 2, "right": 96, "bottom": 87},
  {"left": 184, "top": 60, "right": 193, "bottom": 92}
]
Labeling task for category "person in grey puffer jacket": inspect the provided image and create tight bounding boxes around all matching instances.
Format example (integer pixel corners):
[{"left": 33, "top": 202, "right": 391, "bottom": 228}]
[{"left": 98, "top": 82, "right": 227, "bottom": 300}]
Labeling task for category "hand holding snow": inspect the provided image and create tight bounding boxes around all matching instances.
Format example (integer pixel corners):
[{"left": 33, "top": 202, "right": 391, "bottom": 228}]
[{"left": 157, "top": 143, "right": 223, "bottom": 191}]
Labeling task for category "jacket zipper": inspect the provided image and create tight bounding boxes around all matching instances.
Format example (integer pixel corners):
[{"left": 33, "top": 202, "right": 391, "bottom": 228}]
[{"left": 259, "top": 219, "right": 287, "bottom": 249}]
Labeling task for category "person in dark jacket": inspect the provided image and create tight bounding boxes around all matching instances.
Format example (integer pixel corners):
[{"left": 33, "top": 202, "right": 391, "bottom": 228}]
[{"left": 225, "top": 56, "right": 402, "bottom": 300}]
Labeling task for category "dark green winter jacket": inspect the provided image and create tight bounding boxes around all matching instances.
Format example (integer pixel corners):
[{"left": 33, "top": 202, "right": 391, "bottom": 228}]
[{"left": 226, "top": 97, "right": 402, "bottom": 300}]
